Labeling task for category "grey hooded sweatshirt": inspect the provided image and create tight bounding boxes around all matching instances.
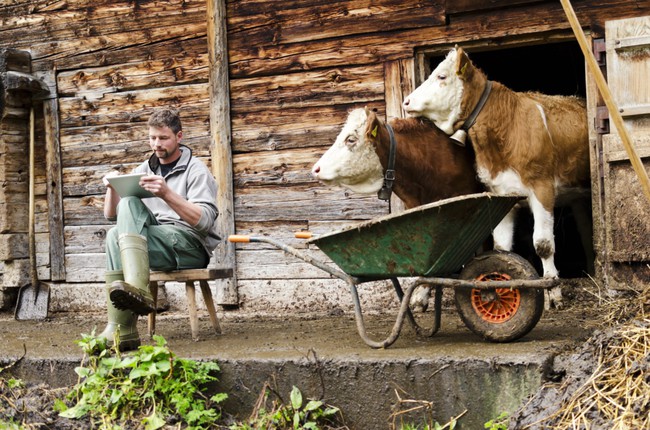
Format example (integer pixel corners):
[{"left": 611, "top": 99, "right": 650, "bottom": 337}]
[{"left": 133, "top": 145, "right": 220, "bottom": 256}]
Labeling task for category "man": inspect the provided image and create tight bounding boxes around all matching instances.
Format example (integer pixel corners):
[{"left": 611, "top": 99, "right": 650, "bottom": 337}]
[{"left": 98, "top": 107, "right": 220, "bottom": 351}]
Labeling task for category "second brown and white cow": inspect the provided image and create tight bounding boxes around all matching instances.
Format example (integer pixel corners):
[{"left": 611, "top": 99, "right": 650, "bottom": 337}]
[
  {"left": 312, "top": 107, "right": 483, "bottom": 312},
  {"left": 311, "top": 107, "right": 482, "bottom": 209},
  {"left": 402, "top": 47, "right": 590, "bottom": 307}
]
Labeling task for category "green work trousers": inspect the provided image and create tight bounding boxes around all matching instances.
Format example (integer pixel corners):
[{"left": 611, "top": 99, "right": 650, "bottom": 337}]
[{"left": 106, "top": 197, "right": 209, "bottom": 271}]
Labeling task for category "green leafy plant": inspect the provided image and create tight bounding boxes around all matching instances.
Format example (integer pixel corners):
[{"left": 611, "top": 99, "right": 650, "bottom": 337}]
[
  {"left": 231, "top": 383, "right": 345, "bottom": 429},
  {"left": 484, "top": 412, "right": 509, "bottom": 430},
  {"left": 57, "top": 332, "right": 227, "bottom": 430}
]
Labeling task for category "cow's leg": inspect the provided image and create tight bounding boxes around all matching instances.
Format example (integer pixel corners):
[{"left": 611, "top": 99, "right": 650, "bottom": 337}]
[
  {"left": 529, "top": 189, "right": 563, "bottom": 309},
  {"left": 528, "top": 192, "right": 557, "bottom": 278},
  {"left": 493, "top": 207, "right": 517, "bottom": 251}
]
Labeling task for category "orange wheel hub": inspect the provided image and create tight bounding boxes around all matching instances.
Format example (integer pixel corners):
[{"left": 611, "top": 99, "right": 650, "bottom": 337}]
[{"left": 471, "top": 272, "right": 520, "bottom": 323}]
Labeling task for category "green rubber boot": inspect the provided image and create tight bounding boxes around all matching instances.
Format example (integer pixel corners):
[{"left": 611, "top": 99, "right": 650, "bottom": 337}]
[
  {"left": 109, "top": 233, "right": 155, "bottom": 316},
  {"left": 98, "top": 270, "right": 141, "bottom": 351}
]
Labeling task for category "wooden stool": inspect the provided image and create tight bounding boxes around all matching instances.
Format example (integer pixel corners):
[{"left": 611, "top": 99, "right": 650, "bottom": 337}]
[{"left": 147, "top": 267, "right": 233, "bottom": 341}]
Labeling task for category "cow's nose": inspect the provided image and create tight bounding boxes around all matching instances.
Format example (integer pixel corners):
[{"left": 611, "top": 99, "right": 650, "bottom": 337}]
[
  {"left": 312, "top": 165, "right": 320, "bottom": 177},
  {"left": 403, "top": 98, "right": 410, "bottom": 107}
]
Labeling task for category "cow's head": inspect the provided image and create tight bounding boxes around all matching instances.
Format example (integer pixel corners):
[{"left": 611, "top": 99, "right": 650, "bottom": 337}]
[
  {"left": 403, "top": 47, "right": 475, "bottom": 135},
  {"left": 311, "top": 108, "right": 385, "bottom": 194}
]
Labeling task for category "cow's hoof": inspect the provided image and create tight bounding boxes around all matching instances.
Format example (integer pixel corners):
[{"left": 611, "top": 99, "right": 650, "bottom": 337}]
[
  {"left": 410, "top": 285, "right": 431, "bottom": 313},
  {"left": 544, "top": 286, "right": 563, "bottom": 310}
]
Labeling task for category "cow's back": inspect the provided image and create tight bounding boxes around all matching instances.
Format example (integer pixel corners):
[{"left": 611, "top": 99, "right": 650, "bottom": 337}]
[{"left": 388, "top": 118, "right": 482, "bottom": 207}]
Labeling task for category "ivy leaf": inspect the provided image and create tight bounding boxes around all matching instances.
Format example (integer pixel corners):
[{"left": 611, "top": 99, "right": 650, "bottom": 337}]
[
  {"left": 143, "top": 410, "right": 166, "bottom": 430},
  {"left": 290, "top": 386, "right": 302, "bottom": 410},
  {"left": 303, "top": 400, "right": 323, "bottom": 412}
]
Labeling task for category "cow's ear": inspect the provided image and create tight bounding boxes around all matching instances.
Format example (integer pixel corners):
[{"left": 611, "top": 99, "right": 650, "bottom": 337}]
[
  {"left": 365, "top": 113, "right": 380, "bottom": 144},
  {"left": 456, "top": 47, "right": 470, "bottom": 78}
]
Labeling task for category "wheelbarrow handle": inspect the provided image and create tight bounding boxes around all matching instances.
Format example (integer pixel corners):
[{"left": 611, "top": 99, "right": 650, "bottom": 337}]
[
  {"left": 228, "top": 234, "right": 354, "bottom": 282},
  {"left": 294, "top": 231, "right": 313, "bottom": 239},
  {"left": 228, "top": 234, "right": 252, "bottom": 243}
]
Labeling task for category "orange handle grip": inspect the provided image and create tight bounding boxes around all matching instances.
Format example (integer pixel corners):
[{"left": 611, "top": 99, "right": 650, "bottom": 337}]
[
  {"left": 294, "top": 231, "right": 313, "bottom": 239},
  {"left": 228, "top": 235, "right": 251, "bottom": 243}
]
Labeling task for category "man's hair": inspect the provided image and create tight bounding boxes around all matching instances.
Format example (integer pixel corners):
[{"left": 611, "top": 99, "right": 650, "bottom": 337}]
[{"left": 148, "top": 107, "right": 182, "bottom": 134}]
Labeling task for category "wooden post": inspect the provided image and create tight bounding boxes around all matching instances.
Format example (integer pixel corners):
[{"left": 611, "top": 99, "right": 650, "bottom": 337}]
[
  {"left": 384, "top": 58, "right": 415, "bottom": 214},
  {"left": 40, "top": 69, "right": 65, "bottom": 281},
  {"left": 560, "top": 0, "right": 650, "bottom": 204},
  {"left": 207, "top": 0, "right": 238, "bottom": 305}
]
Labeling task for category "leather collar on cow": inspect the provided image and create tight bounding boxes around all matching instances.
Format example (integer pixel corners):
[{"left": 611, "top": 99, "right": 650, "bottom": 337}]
[
  {"left": 377, "top": 122, "right": 397, "bottom": 201},
  {"left": 450, "top": 80, "right": 493, "bottom": 147}
]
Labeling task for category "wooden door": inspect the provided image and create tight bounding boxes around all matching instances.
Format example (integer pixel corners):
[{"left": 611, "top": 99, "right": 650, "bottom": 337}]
[{"left": 590, "top": 15, "right": 650, "bottom": 290}]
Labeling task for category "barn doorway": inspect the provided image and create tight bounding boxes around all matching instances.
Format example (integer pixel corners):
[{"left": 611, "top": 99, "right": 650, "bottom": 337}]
[{"left": 421, "top": 41, "right": 592, "bottom": 278}]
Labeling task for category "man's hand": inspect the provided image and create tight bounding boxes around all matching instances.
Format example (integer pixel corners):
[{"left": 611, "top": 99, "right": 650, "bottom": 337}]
[
  {"left": 140, "top": 174, "right": 203, "bottom": 226},
  {"left": 103, "top": 171, "right": 120, "bottom": 188},
  {"left": 139, "top": 174, "right": 168, "bottom": 197}
]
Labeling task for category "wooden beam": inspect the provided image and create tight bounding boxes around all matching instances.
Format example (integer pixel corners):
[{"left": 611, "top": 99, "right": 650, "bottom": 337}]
[
  {"left": 384, "top": 58, "right": 415, "bottom": 214},
  {"left": 42, "top": 70, "right": 65, "bottom": 281},
  {"left": 207, "top": 0, "right": 238, "bottom": 305}
]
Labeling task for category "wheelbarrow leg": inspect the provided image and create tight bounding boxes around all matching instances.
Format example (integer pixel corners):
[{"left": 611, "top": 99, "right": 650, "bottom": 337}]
[
  {"left": 393, "top": 278, "right": 442, "bottom": 338},
  {"left": 348, "top": 278, "right": 419, "bottom": 349},
  {"left": 389, "top": 278, "right": 419, "bottom": 329}
]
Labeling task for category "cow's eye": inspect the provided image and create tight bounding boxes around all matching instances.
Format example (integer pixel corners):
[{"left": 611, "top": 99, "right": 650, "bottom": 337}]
[
  {"left": 345, "top": 136, "right": 357, "bottom": 147},
  {"left": 438, "top": 74, "right": 447, "bottom": 81}
]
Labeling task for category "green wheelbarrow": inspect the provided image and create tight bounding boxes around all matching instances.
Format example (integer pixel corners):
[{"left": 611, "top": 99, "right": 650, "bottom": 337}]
[{"left": 229, "top": 193, "right": 557, "bottom": 349}]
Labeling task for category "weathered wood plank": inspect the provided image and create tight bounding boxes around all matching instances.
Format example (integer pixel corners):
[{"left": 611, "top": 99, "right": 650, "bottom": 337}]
[
  {"left": 445, "top": 0, "right": 545, "bottom": 15},
  {"left": 208, "top": 0, "right": 238, "bottom": 305},
  {"left": 63, "top": 196, "right": 106, "bottom": 226},
  {"left": 227, "top": 0, "right": 445, "bottom": 45},
  {"left": 1, "top": 1, "right": 206, "bottom": 54},
  {"left": 230, "top": 65, "right": 384, "bottom": 113},
  {"left": 233, "top": 147, "right": 321, "bottom": 187},
  {"left": 60, "top": 121, "right": 211, "bottom": 166},
  {"left": 43, "top": 83, "right": 66, "bottom": 281},
  {"left": 64, "top": 252, "right": 104, "bottom": 282},
  {"left": 235, "top": 249, "right": 338, "bottom": 279},
  {"left": 57, "top": 53, "right": 209, "bottom": 96},
  {"left": 39, "top": 37, "right": 209, "bottom": 75},
  {"left": 0, "top": 233, "right": 28, "bottom": 260},
  {"left": 64, "top": 224, "right": 113, "bottom": 254},
  {"left": 231, "top": 103, "right": 382, "bottom": 153},
  {"left": 24, "top": 25, "right": 206, "bottom": 71},
  {"left": 234, "top": 184, "right": 388, "bottom": 222},
  {"left": 384, "top": 58, "right": 414, "bottom": 214},
  {"left": 57, "top": 83, "right": 210, "bottom": 127}
]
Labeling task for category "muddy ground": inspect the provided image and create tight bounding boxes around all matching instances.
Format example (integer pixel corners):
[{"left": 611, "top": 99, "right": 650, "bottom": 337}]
[{"left": 1, "top": 282, "right": 647, "bottom": 429}]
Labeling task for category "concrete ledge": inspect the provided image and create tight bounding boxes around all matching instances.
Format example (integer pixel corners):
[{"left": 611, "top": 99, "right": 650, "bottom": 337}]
[{"left": 0, "top": 307, "right": 596, "bottom": 429}]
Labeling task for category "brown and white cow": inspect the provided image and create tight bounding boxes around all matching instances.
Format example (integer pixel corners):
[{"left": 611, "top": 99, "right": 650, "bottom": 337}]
[
  {"left": 312, "top": 107, "right": 483, "bottom": 312},
  {"left": 402, "top": 47, "right": 590, "bottom": 307},
  {"left": 311, "top": 107, "right": 482, "bottom": 209}
]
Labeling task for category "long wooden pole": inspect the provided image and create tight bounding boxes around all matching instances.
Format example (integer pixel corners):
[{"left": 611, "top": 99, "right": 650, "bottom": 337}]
[{"left": 559, "top": 0, "right": 650, "bottom": 204}]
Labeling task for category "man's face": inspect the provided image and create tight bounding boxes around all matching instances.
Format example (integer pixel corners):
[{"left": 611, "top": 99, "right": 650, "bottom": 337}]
[{"left": 149, "top": 126, "right": 182, "bottom": 163}]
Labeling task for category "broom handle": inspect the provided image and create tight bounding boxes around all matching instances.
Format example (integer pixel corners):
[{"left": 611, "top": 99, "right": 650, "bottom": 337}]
[{"left": 29, "top": 107, "right": 37, "bottom": 284}]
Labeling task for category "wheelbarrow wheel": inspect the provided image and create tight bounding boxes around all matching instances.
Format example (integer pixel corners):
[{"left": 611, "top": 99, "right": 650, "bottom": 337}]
[{"left": 454, "top": 250, "right": 544, "bottom": 343}]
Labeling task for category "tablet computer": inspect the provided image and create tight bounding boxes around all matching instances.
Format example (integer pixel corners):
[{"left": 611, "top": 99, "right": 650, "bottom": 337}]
[{"left": 106, "top": 173, "right": 155, "bottom": 198}]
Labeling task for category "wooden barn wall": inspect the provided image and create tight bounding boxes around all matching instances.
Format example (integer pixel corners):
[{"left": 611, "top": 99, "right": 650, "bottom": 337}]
[
  {"left": 0, "top": 0, "right": 647, "bottom": 308},
  {"left": 0, "top": 0, "right": 212, "bottom": 288}
]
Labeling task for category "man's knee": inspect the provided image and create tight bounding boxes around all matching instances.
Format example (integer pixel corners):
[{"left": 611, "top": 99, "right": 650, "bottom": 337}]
[
  {"left": 117, "top": 196, "right": 146, "bottom": 214},
  {"left": 106, "top": 226, "right": 120, "bottom": 248}
]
